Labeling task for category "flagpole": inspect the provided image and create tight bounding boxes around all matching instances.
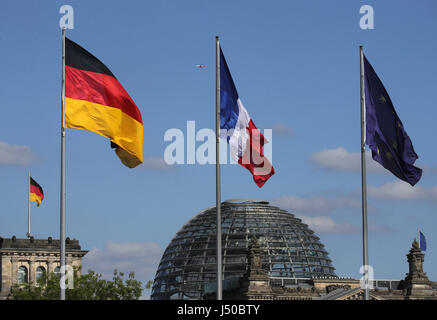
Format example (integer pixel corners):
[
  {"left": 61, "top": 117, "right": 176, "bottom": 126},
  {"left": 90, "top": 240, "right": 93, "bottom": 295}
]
[
  {"left": 360, "top": 45, "right": 369, "bottom": 301},
  {"left": 60, "top": 27, "right": 66, "bottom": 300},
  {"left": 27, "top": 171, "right": 31, "bottom": 238},
  {"left": 215, "top": 36, "right": 223, "bottom": 300}
]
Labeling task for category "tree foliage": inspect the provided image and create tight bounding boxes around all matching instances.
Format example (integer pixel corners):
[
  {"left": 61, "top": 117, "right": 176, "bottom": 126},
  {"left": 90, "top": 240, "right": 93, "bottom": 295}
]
[{"left": 11, "top": 268, "right": 144, "bottom": 300}]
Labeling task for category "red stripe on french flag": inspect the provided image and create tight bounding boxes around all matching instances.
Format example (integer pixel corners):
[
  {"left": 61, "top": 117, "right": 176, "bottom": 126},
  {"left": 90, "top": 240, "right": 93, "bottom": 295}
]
[{"left": 238, "top": 120, "right": 275, "bottom": 188}]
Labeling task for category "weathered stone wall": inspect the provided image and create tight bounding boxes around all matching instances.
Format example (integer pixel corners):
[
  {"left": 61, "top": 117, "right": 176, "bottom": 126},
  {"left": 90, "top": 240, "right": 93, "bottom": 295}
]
[{"left": 0, "top": 237, "right": 87, "bottom": 299}]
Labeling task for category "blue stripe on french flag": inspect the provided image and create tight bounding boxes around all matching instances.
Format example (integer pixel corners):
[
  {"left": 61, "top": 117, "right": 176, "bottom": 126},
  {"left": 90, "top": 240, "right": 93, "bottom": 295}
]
[{"left": 219, "top": 47, "right": 275, "bottom": 187}]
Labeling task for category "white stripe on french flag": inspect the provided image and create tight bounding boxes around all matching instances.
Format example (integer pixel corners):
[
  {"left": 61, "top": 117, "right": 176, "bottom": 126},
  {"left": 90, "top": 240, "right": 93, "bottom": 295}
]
[{"left": 220, "top": 47, "right": 275, "bottom": 187}]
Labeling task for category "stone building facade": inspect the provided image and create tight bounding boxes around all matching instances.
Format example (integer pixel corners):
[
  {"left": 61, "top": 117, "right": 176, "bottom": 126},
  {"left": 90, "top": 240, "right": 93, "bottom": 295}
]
[
  {"left": 204, "top": 238, "right": 437, "bottom": 300},
  {"left": 0, "top": 236, "right": 88, "bottom": 299}
]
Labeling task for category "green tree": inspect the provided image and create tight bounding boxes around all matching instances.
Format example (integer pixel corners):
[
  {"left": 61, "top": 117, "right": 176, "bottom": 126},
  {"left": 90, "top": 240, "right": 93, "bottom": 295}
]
[{"left": 11, "top": 267, "right": 144, "bottom": 300}]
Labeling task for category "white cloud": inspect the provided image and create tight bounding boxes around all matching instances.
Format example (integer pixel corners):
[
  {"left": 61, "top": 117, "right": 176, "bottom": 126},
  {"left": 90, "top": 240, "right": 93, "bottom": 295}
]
[
  {"left": 271, "top": 195, "right": 361, "bottom": 215},
  {"left": 297, "top": 215, "right": 392, "bottom": 235},
  {"left": 82, "top": 240, "right": 163, "bottom": 283},
  {"left": 271, "top": 124, "right": 293, "bottom": 136},
  {"left": 368, "top": 223, "right": 394, "bottom": 233},
  {"left": 298, "top": 215, "right": 359, "bottom": 234},
  {"left": 421, "top": 165, "right": 437, "bottom": 176},
  {"left": 138, "top": 157, "right": 175, "bottom": 171},
  {"left": 310, "top": 147, "right": 435, "bottom": 178},
  {"left": 368, "top": 180, "right": 437, "bottom": 201},
  {"left": 272, "top": 195, "right": 391, "bottom": 235},
  {"left": 310, "top": 147, "right": 384, "bottom": 173},
  {"left": 0, "top": 141, "right": 38, "bottom": 166}
]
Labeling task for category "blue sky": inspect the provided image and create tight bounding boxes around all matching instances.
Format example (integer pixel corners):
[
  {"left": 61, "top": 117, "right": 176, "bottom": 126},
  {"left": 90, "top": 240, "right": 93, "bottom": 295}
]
[{"left": 0, "top": 0, "right": 436, "bottom": 290}]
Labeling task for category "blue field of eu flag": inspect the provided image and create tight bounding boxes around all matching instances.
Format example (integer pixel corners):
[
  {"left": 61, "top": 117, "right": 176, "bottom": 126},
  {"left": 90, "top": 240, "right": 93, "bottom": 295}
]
[
  {"left": 419, "top": 231, "right": 427, "bottom": 251},
  {"left": 364, "top": 55, "right": 422, "bottom": 186}
]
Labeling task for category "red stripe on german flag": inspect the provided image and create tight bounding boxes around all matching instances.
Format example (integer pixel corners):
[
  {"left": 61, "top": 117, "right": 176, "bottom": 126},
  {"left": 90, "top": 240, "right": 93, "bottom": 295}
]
[
  {"left": 30, "top": 177, "right": 44, "bottom": 207},
  {"left": 65, "top": 38, "right": 143, "bottom": 168}
]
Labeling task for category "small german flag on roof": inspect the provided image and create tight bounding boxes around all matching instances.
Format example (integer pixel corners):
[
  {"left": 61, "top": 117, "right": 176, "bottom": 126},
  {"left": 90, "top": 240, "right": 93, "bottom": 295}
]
[{"left": 30, "top": 177, "right": 44, "bottom": 207}]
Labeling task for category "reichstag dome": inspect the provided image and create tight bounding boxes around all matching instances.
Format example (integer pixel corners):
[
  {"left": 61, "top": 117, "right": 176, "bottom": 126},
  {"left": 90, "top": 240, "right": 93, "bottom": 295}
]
[{"left": 151, "top": 199, "right": 337, "bottom": 300}]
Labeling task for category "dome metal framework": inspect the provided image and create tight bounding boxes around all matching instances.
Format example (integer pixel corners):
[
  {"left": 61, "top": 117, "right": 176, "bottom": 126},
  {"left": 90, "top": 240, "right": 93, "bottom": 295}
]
[{"left": 151, "top": 199, "right": 337, "bottom": 300}]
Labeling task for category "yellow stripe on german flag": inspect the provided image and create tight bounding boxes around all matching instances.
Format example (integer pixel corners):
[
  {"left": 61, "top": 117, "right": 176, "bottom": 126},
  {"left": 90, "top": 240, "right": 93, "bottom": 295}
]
[{"left": 65, "top": 38, "right": 143, "bottom": 168}]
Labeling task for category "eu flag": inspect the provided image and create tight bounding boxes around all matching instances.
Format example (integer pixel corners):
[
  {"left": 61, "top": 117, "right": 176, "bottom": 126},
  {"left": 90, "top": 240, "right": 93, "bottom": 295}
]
[
  {"left": 419, "top": 231, "right": 427, "bottom": 251},
  {"left": 364, "top": 55, "right": 422, "bottom": 186}
]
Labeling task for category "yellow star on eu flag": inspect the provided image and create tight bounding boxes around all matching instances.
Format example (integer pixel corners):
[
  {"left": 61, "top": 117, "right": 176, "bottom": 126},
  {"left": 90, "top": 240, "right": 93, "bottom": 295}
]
[
  {"left": 379, "top": 95, "right": 387, "bottom": 103},
  {"left": 385, "top": 151, "right": 393, "bottom": 160}
]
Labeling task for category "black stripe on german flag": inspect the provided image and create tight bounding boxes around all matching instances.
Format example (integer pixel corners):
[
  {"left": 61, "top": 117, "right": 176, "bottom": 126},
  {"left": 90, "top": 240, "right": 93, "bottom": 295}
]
[
  {"left": 65, "top": 37, "right": 143, "bottom": 168},
  {"left": 66, "top": 39, "right": 115, "bottom": 77},
  {"left": 30, "top": 177, "right": 44, "bottom": 207}
]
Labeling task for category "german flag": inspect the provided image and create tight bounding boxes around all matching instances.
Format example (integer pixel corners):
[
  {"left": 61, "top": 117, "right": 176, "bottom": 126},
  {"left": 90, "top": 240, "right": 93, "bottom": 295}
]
[
  {"left": 30, "top": 177, "right": 44, "bottom": 207},
  {"left": 65, "top": 38, "right": 143, "bottom": 168}
]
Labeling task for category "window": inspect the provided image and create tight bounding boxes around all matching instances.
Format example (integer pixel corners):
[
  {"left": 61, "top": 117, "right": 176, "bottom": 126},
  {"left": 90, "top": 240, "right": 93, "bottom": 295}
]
[
  {"left": 17, "top": 266, "right": 28, "bottom": 284},
  {"left": 36, "top": 266, "right": 46, "bottom": 282},
  {"left": 54, "top": 266, "right": 60, "bottom": 276}
]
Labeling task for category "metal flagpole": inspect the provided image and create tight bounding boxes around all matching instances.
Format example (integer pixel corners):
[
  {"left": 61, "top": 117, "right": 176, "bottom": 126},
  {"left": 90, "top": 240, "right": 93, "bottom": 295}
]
[
  {"left": 60, "top": 27, "right": 66, "bottom": 300},
  {"left": 360, "top": 45, "right": 369, "bottom": 301},
  {"left": 215, "top": 36, "right": 222, "bottom": 300},
  {"left": 27, "top": 171, "right": 31, "bottom": 238}
]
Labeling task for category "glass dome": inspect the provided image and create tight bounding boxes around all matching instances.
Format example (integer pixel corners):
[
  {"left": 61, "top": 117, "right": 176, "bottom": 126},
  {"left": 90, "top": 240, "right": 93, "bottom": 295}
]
[{"left": 151, "top": 199, "right": 337, "bottom": 300}]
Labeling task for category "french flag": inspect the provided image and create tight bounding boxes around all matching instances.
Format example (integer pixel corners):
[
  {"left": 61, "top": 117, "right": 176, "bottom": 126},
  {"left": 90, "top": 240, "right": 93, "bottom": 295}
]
[{"left": 220, "top": 48, "right": 275, "bottom": 187}]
